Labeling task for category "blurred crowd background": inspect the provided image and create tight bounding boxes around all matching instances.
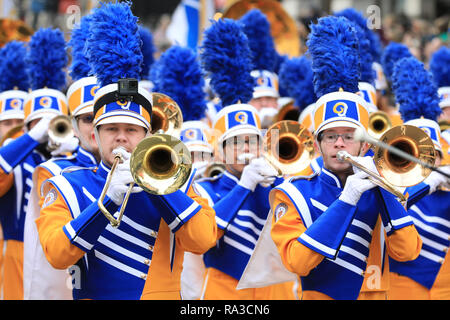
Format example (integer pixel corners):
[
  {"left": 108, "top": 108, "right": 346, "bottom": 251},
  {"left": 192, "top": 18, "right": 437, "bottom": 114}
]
[{"left": 0, "top": 0, "right": 449, "bottom": 66}]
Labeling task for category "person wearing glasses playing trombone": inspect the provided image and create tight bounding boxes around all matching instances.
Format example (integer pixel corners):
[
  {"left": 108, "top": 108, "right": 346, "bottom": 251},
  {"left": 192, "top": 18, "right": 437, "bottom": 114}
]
[
  {"left": 35, "top": 2, "right": 216, "bottom": 300},
  {"left": 269, "top": 16, "right": 422, "bottom": 300}
]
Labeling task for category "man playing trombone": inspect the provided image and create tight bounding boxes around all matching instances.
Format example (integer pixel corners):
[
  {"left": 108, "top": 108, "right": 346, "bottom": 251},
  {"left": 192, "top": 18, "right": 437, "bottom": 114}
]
[
  {"left": 35, "top": 2, "right": 217, "bottom": 300},
  {"left": 269, "top": 16, "right": 422, "bottom": 300}
]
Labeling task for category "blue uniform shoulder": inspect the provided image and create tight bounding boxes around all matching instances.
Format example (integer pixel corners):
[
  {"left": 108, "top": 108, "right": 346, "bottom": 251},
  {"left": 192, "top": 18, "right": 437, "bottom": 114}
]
[{"left": 289, "top": 171, "right": 319, "bottom": 185}]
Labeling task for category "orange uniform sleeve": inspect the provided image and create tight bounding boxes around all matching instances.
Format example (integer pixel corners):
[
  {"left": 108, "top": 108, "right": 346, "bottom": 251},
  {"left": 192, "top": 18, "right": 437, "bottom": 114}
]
[
  {"left": 35, "top": 183, "right": 85, "bottom": 270},
  {"left": 385, "top": 224, "right": 422, "bottom": 262},
  {"left": 269, "top": 189, "right": 325, "bottom": 277},
  {"left": 175, "top": 185, "right": 217, "bottom": 254},
  {"left": 34, "top": 166, "right": 54, "bottom": 208}
]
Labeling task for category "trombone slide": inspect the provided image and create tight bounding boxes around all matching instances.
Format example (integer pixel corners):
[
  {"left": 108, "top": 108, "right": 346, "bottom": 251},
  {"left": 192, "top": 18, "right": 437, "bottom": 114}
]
[{"left": 336, "top": 151, "right": 407, "bottom": 205}]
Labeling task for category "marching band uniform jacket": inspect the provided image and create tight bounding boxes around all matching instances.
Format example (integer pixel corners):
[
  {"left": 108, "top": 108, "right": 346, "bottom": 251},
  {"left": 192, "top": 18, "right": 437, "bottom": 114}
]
[
  {"left": 270, "top": 168, "right": 422, "bottom": 300},
  {"left": 0, "top": 132, "right": 47, "bottom": 299},
  {"left": 23, "top": 146, "right": 98, "bottom": 300},
  {"left": 195, "top": 171, "right": 284, "bottom": 299},
  {"left": 388, "top": 183, "right": 450, "bottom": 299},
  {"left": 36, "top": 161, "right": 217, "bottom": 300}
]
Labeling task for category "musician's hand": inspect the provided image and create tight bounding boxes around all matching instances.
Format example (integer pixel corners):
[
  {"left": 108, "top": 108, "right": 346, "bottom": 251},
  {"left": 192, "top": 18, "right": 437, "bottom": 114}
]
[
  {"left": 106, "top": 148, "right": 142, "bottom": 205},
  {"left": 339, "top": 171, "right": 377, "bottom": 206},
  {"left": 239, "top": 157, "right": 278, "bottom": 191},
  {"left": 351, "top": 155, "right": 378, "bottom": 175},
  {"left": 424, "top": 165, "right": 450, "bottom": 194},
  {"left": 28, "top": 114, "right": 56, "bottom": 143},
  {"left": 50, "top": 136, "right": 79, "bottom": 156}
]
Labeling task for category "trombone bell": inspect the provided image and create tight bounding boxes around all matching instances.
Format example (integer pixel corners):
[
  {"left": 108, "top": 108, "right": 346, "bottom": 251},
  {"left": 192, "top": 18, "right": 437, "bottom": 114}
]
[
  {"left": 374, "top": 125, "right": 436, "bottom": 187},
  {"left": 149, "top": 93, "right": 183, "bottom": 137},
  {"left": 264, "top": 120, "right": 314, "bottom": 175},
  {"left": 130, "top": 133, "right": 192, "bottom": 195}
]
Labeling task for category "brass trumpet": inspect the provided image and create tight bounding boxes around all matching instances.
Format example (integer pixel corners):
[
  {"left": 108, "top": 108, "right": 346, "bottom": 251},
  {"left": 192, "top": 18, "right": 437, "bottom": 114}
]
[
  {"left": 204, "top": 162, "right": 226, "bottom": 178},
  {"left": 368, "top": 111, "right": 392, "bottom": 139},
  {"left": 47, "top": 115, "right": 74, "bottom": 151},
  {"left": 264, "top": 120, "right": 315, "bottom": 175}
]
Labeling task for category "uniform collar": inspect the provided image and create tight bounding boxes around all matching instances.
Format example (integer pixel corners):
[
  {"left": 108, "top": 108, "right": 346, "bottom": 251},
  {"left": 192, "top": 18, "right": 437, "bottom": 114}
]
[
  {"left": 77, "top": 146, "right": 98, "bottom": 166},
  {"left": 319, "top": 168, "right": 343, "bottom": 189},
  {"left": 97, "top": 160, "right": 111, "bottom": 179}
]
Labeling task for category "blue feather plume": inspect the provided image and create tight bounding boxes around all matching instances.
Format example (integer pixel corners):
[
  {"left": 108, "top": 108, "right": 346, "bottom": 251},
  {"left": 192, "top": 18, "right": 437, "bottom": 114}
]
[
  {"left": 429, "top": 46, "right": 450, "bottom": 88},
  {"left": 334, "top": 9, "right": 375, "bottom": 83},
  {"left": 392, "top": 57, "right": 441, "bottom": 122},
  {"left": 200, "top": 18, "right": 254, "bottom": 106},
  {"left": 155, "top": 45, "right": 207, "bottom": 121},
  {"left": 334, "top": 8, "right": 382, "bottom": 62},
  {"left": 84, "top": 1, "right": 143, "bottom": 87},
  {"left": 26, "top": 28, "right": 67, "bottom": 90},
  {"left": 239, "top": 9, "right": 277, "bottom": 71},
  {"left": 278, "top": 56, "right": 317, "bottom": 110},
  {"left": 67, "top": 14, "right": 93, "bottom": 81},
  {"left": 307, "top": 16, "right": 360, "bottom": 98},
  {"left": 138, "top": 25, "right": 155, "bottom": 80},
  {"left": 0, "top": 41, "right": 29, "bottom": 91},
  {"left": 381, "top": 42, "right": 412, "bottom": 81}
]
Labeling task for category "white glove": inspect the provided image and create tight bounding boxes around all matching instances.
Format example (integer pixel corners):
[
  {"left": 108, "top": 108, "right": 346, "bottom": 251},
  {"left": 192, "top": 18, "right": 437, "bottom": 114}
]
[
  {"left": 239, "top": 157, "right": 279, "bottom": 191},
  {"left": 106, "top": 148, "right": 142, "bottom": 205},
  {"left": 423, "top": 165, "right": 450, "bottom": 194},
  {"left": 50, "top": 136, "right": 79, "bottom": 156},
  {"left": 339, "top": 171, "right": 377, "bottom": 206},
  {"left": 28, "top": 114, "right": 56, "bottom": 143}
]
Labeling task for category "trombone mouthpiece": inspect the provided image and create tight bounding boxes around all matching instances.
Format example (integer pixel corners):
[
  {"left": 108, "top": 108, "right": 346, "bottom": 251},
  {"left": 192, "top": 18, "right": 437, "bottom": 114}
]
[
  {"left": 112, "top": 146, "right": 128, "bottom": 160},
  {"left": 336, "top": 150, "right": 350, "bottom": 162}
]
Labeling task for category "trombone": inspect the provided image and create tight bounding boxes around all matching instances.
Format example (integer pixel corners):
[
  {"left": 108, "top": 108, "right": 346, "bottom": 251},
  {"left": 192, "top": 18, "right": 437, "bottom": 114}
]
[
  {"left": 354, "top": 125, "right": 450, "bottom": 180},
  {"left": 98, "top": 94, "right": 192, "bottom": 228},
  {"left": 337, "top": 124, "right": 441, "bottom": 206},
  {"left": 47, "top": 115, "right": 75, "bottom": 151},
  {"left": 264, "top": 120, "right": 315, "bottom": 176}
]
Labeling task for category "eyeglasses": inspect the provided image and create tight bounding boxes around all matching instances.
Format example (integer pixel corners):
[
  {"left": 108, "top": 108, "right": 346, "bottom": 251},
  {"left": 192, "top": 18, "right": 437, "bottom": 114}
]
[
  {"left": 320, "top": 132, "right": 355, "bottom": 144},
  {"left": 77, "top": 114, "right": 94, "bottom": 124}
]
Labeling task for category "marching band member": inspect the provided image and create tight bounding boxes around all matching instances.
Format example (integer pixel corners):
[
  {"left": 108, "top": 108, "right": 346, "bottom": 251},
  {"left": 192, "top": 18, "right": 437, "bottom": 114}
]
[
  {"left": 239, "top": 9, "right": 280, "bottom": 129},
  {"left": 269, "top": 16, "right": 422, "bottom": 300},
  {"left": 387, "top": 56, "right": 450, "bottom": 299},
  {"left": 335, "top": 9, "right": 392, "bottom": 299},
  {"left": 195, "top": 17, "right": 286, "bottom": 300},
  {"left": 0, "top": 28, "right": 68, "bottom": 300},
  {"left": 150, "top": 44, "right": 214, "bottom": 299},
  {"left": 36, "top": 2, "right": 216, "bottom": 300},
  {"left": 429, "top": 46, "right": 450, "bottom": 165},
  {"left": 23, "top": 13, "right": 100, "bottom": 300},
  {"left": 0, "top": 40, "right": 29, "bottom": 299}
]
